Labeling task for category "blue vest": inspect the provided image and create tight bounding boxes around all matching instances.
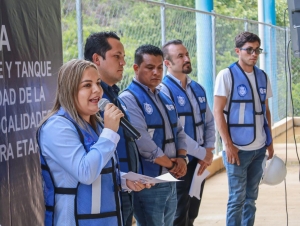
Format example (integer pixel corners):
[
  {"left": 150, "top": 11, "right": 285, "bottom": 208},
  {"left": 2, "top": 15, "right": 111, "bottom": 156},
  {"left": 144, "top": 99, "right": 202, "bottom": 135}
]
[
  {"left": 226, "top": 62, "right": 272, "bottom": 146},
  {"left": 125, "top": 81, "right": 178, "bottom": 177},
  {"left": 162, "top": 75, "right": 207, "bottom": 161},
  {"left": 37, "top": 108, "right": 122, "bottom": 226},
  {"left": 101, "top": 84, "right": 140, "bottom": 174}
]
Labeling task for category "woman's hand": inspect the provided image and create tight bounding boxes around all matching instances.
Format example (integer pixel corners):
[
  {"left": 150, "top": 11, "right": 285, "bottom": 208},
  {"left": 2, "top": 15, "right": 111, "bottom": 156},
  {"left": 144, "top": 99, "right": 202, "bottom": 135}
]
[
  {"left": 103, "top": 103, "right": 124, "bottom": 132},
  {"left": 126, "top": 180, "right": 154, "bottom": 192}
]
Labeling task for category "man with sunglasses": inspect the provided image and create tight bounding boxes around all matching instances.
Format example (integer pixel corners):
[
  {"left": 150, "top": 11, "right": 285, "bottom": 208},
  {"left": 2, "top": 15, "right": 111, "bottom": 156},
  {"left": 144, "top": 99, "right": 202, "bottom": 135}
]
[{"left": 214, "top": 31, "right": 274, "bottom": 226}]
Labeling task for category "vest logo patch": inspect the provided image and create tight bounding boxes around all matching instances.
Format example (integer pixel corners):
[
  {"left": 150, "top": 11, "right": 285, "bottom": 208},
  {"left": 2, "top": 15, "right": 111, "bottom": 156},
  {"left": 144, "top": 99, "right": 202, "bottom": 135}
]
[
  {"left": 198, "top": 96, "right": 206, "bottom": 103},
  {"left": 177, "top": 95, "right": 186, "bottom": 106},
  {"left": 259, "top": 87, "right": 266, "bottom": 95},
  {"left": 237, "top": 85, "right": 247, "bottom": 97},
  {"left": 144, "top": 103, "right": 153, "bottom": 115},
  {"left": 165, "top": 104, "right": 175, "bottom": 111}
]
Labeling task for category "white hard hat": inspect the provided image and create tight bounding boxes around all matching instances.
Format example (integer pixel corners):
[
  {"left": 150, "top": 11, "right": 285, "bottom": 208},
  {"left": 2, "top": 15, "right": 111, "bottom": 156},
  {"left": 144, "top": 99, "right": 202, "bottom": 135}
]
[{"left": 261, "top": 155, "right": 287, "bottom": 186}]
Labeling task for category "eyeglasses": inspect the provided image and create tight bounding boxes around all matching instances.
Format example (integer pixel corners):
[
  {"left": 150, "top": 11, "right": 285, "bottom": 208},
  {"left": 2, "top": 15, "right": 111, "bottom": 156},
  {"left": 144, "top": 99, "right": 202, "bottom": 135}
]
[{"left": 239, "top": 47, "right": 263, "bottom": 55}]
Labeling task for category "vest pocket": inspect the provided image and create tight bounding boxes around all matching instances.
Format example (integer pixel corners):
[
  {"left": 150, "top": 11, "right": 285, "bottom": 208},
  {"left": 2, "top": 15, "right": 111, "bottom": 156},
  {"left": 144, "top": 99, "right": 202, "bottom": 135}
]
[{"left": 229, "top": 126, "right": 255, "bottom": 146}]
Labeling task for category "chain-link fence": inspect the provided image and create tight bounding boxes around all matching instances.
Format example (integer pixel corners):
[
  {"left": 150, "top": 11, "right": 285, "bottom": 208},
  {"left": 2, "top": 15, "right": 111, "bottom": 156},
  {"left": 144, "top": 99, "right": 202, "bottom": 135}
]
[{"left": 61, "top": 0, "right": 300, "bottom": 152}]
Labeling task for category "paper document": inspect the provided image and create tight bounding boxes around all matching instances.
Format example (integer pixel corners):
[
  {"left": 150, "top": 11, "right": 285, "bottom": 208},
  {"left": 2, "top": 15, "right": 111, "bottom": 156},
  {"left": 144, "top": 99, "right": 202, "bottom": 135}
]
[
  {"left": 189, "top": 163, "right": 210, "bottom": 200},
  {"left": 122, "top": 172, "right": 181, "bottom": 184}
]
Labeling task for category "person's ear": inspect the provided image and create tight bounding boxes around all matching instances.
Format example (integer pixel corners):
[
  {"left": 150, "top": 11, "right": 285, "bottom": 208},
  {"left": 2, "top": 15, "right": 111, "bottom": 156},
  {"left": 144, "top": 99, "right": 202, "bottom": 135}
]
[
  {"left": 92, "top": 53, "right": 101, "bottom": 66},
  {"left": 235, "top": 48, "right": 240, "bottom": 55},
  {"left": 133, "top": 64, "right": 139, "bottom": 73},
  {"left": 164, "top": 59, "right": 171, "bottom": 67}
]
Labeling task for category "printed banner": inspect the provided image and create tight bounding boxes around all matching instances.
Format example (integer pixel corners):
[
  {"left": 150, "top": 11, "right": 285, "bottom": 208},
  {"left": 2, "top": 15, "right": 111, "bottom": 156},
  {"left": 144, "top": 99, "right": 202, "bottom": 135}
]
[{"left": 0, "top": 0, "right": 62, "bottom": 225}]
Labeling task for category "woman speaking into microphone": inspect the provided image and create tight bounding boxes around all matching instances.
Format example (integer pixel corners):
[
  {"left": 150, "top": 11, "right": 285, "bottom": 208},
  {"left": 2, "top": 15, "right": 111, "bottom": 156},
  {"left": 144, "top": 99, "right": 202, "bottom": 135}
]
[{"left": 37, "top": 59, "right": 150, "bottom": 226}]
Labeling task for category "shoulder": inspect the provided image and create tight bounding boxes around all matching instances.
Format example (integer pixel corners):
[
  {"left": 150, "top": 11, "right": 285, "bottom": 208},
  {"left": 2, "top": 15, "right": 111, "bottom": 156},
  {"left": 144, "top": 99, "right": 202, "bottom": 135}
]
[
  {"left": 158, "top": 89, "right": 173, "bottom": 101},
  {"left": 40, "top": 115, "right": 77, "bottom": 135},
  {"left": 216, "top": 68, "right": 231, "bottom": 79},
  {"left": 157, "top": 83, "right": 171, "bottom": 97},
  {"left": 190, "top": 80, "right": 206, "bottom": 92},
  {"left": 39, "top": 115, "right": 80, "bottom": 150},
  {"left": 119, "top": 90, "right": 133, "bottom": 99},
  {"left": 215, "top": 68, "right": 232, "bottom": 85},
  {"left": 119, "top": 90, "right": 140, "bottom": 108}
]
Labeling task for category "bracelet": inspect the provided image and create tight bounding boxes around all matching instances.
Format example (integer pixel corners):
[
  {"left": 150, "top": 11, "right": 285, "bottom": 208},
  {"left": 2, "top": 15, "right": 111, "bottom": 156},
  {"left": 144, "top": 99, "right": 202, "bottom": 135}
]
[{"left": 166, "top": 161, "right": 176, "bottom": 171}]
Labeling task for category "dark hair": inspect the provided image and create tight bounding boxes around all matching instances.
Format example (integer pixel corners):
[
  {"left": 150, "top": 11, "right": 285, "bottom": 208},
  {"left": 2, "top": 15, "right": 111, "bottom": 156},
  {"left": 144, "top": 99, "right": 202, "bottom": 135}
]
[
  {"left": 235, "top": 32, "right": 261, "bottom": 48},
  {"left": 134, "top": 44, "right": 163, "bottom": 66},
  {"left": 84, "top": 31, "right": 120, "bottom": 61},
  {"left": 161, "top": 39, "right": 183, "bottom": 61}
]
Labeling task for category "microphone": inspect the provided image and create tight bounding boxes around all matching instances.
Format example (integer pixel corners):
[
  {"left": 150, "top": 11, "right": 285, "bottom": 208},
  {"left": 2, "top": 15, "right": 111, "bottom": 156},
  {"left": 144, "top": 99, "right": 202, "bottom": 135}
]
[{"left": 98, "top": 98, "right": 141, "bottom": 140}]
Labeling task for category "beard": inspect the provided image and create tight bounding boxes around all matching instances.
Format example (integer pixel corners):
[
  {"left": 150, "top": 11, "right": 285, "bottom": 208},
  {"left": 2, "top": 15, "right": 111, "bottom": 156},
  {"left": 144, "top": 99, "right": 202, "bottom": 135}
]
[{"left": 182, "top": 63, "right": 192, "bottom": 74}]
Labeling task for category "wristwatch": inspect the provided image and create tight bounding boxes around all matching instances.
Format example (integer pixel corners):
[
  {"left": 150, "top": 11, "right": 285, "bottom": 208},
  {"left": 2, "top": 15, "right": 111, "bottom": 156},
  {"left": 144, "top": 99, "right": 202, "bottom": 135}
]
[{"left": 178, "top": 155, "right": 187, "bottom": 164}]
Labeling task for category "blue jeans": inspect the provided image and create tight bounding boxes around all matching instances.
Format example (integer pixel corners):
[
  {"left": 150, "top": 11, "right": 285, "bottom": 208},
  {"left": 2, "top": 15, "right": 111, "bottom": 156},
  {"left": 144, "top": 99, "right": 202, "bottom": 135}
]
[
  {"left": 222, "top": 147, "right": 266, "bottom": 226},
  {"left": 133, "top": 182, "right": 177, "bottom": 226}
]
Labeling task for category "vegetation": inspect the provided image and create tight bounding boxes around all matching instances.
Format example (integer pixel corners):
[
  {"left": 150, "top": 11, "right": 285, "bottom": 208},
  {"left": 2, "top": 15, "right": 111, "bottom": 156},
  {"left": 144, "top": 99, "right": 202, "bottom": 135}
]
[{"left": 61, "top": 0, "right": 300, "bottom": 116}]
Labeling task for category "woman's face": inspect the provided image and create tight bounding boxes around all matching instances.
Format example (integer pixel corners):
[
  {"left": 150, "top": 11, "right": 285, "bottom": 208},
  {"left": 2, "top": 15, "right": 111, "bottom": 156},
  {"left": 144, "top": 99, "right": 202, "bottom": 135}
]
[{"left": 76, "top": 67, "right": 103, "bottom": 123}]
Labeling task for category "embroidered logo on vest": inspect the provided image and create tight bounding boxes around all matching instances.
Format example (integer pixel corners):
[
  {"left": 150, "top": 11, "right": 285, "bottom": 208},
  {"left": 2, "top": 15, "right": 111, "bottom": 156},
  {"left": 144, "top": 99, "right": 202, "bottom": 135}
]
[
  {"left": 144, "top": 103, "right": 153, "bottom": 115},
  {"left": 237, "top": 84, "right": 247, "bottom": 97},
  {"left": 259, "top": 87, "right": 266, "bottom": 95},
  {"left": 198, "top": 96, "right": 206, "bottom": 103},
  {"left": 177, "top": 95, "right": 186, "bottom": 106},
  {"left": 165, "top": 104, "right": 175, "bottom": 111}
]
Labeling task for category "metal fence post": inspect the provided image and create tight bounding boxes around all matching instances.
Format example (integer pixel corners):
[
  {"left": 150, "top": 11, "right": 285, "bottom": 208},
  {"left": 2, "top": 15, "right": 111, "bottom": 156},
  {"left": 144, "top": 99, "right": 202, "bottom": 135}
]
[
  {"left": 244, "top": 17, "right": 248, "bottom": 31},
  {"left": 76, "top": 0, "right": 83, "bottom": 59},
  {"left": 160, "top": 0, "right": 166, "bottom": 46}
]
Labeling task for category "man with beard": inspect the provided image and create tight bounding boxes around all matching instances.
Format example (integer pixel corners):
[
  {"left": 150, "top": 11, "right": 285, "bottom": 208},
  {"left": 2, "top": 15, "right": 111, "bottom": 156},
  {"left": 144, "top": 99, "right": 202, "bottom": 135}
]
[
  {"left": 159, "top": 39, "right": 215, "bottom": 226},
  {"left": 214, "top": 31, "right": 274, "bottom": 226}
]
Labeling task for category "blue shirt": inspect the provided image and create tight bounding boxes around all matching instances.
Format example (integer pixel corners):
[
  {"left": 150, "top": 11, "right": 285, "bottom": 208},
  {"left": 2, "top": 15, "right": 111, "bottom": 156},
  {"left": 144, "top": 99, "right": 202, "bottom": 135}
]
[
  {"left": 39, "top": 115, "right": 120, "bottom": 225},
  {"left": 159, "top": 74, "right": 215, "bottom": 160},
  {"left": 119, "top": 78, "right": 187, "bottom": 174}
]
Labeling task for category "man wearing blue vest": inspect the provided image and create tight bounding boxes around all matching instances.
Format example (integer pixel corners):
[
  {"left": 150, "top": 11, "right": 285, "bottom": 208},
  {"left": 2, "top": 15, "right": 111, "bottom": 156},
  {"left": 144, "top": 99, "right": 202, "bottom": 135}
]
[
  {"left": 84, "top": 31, "right": 140, "bottom": 226},
  {"left": 214, "top": 31, "right": 274, "bottom": 226},
  {"left": 159, "top": 39, "right": 215, "bottom": 226},
  {"left": 119, "top": 44, "right": 188, "bottom": 226}
]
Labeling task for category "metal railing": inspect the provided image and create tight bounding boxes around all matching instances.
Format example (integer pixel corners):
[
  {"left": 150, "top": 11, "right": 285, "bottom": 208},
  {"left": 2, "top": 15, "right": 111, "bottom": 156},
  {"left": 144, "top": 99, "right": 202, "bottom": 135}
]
[{"left": 61, "top": 0, "right": 299, "bottom": 153}]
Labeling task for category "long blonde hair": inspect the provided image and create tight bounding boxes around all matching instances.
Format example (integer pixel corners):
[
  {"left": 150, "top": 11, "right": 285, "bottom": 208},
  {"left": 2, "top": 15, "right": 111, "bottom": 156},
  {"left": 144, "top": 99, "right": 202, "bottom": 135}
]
[{"left": 39, "top": 59, "right": 101, "bottom": 130}]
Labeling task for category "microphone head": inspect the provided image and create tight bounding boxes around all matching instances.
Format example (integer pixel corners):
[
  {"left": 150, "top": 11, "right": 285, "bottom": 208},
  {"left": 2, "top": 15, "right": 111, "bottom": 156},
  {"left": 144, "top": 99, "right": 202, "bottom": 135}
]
[{"left": 98, "top": 98, "right": 110, "bottom": 111}]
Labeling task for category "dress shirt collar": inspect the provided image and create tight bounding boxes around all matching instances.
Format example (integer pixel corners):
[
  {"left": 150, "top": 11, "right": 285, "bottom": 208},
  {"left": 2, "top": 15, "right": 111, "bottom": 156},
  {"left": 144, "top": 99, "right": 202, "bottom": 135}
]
[
  {"left": 101, "top": 81, "right": 120, "bottom": 96},
  {"left": 166, "top": 73, "right": 192, "bottom": 86},
  {"left": 133, "top": 77, "right": 160, "bottom": 94}
]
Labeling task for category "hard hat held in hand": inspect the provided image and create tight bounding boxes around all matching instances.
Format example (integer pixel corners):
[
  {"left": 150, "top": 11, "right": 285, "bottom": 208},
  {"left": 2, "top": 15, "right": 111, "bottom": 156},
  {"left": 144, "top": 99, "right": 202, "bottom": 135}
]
[{"left": 261, "top": 155, "right": 287, "bottom": 186}]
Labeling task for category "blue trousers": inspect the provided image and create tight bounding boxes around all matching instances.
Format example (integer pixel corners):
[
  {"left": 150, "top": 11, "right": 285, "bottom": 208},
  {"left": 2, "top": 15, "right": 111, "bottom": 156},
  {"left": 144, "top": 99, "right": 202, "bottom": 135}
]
[
  {"left": 174, "top": 157, "right": 206, "bottom": 226},
  {"left": 133, "top": 182, "right": 177, "bottom": 226},
  {"left": 121, "top": 192, "right": 133, "bottom": 226},
  {"left": 222, "top": 147, "right": 266, "bottom": 226}
]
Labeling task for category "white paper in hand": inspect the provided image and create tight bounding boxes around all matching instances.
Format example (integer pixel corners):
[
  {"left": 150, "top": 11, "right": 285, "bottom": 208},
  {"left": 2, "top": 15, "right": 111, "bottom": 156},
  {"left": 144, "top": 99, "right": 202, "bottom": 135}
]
[
  {"left": 189, "top": 163, "right": 210, "bottom": 200},
  {"left": 122, "top": 172, "right": 181, "bottom": 184}
]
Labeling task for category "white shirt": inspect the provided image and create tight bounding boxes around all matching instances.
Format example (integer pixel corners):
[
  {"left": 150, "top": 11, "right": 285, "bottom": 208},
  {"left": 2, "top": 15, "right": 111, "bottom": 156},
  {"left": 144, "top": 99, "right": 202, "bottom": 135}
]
[{"left": 214, "top": 68, "right": 272, "bottom": 151}]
